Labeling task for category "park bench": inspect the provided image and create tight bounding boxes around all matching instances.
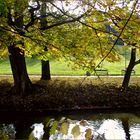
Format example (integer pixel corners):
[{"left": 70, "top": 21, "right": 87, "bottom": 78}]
[
  {"left": 86, "top": 69, "right": 109, "bottom": 76},
  {"left": 94, "top": 69, "right": 109, "bottom": 76},
  {"left": 121, "top": 69, "right": 136, "bottom": 75}
]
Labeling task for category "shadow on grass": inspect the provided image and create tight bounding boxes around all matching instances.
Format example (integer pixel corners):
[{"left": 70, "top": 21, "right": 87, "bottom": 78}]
[{"left": 0, "top": 77, "right": 140, "bottom": 112}]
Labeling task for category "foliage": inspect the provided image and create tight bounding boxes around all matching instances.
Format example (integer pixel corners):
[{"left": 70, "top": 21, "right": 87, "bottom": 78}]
[
  {"left": 0, "top": 0, "right": 127, "bottom": 71},
  {"left": 73, "top": 0, "right": 140, "bottom": 70},
  {"left": 60, "top": 122, "right": 69, "bottom": 135},
  {"left": 0, "top": 124, "right": 15, "bottom": 140},
  {"left": 71, "top": 125, "right": 80, "bottom": 138},
  {"left": 49, "top": 120, "right": 58, "bottom": 135},
  {"left": 0, "top": 0, "right": 140, "bottom": 76},
  {"left": 0, "top": 0, "right": 87, "bottom": 60}
]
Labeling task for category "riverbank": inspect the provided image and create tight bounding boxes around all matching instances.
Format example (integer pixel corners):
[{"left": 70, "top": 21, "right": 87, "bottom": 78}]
[{"left": 0, "top": 76, "right": 140, "bottom": 112}]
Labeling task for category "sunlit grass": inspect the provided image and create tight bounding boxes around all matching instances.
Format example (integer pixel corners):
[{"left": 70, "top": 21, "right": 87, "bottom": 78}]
[
  {"left": 1, "top": 57, "right": 140, "bottom": 75},
  {"left": 1, "top": 74, "right": 139, "bottom": 88}
]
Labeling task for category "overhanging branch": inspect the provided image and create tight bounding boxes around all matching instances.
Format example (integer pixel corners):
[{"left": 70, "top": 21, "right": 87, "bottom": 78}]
[
  {"left": 95, "top": 0, "right": 138, "bottom": 69},
  {"left": 40, "top": 14, "right": 83, "bottom": 30}
]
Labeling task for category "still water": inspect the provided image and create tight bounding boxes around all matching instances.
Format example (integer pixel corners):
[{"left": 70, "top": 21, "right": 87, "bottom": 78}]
[{"left": 0, "top": 110, "right": 140, "bottom": 140}]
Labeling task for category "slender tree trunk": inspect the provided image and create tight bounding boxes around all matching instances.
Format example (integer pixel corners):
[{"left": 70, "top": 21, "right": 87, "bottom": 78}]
[
  {"left": 40, "top": 2, "right": 51, "bottom": 80},
  {"left": 41, "top": 59, "right": 51, "bottom": 80},
  {"left": 8, "top": 45, "right": 32, "bottom": 96},
  {"left": 121, "top": 48, "right": 136, "bottom": 91}
]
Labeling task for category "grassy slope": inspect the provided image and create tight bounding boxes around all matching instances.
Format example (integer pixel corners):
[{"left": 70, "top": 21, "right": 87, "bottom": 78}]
[{"left": 0, "top": 57, "right": 140, "bottom": 75}]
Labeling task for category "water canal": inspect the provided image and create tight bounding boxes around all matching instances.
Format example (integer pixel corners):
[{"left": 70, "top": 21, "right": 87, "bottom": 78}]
[{"left": 0, "top": 110, "right": 140, "bottom": 139}]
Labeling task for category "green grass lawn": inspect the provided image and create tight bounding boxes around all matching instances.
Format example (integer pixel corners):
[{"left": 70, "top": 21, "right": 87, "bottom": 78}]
[{"left": 0, "top": 57, "right": 140, "bottom": 75}]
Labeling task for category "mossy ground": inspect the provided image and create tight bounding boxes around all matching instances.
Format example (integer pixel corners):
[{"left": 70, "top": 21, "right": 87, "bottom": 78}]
[{"left": 0, "top": 76, "right": 140, "bottom": 112}]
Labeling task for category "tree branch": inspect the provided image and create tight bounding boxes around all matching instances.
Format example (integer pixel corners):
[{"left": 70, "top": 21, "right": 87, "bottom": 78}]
[
  {"left": 95, "top": 0, "right": 138, "bottom": 69},
  {"left": 40, "top": 1, "right": 90, "bottom": 30},
  {"left": 40, "top": 14, "right": 83, "bottom": 30},
  {"left": 25, "top": 0, "right": 40, "bottom": 30},
  {"left": 135, "top": 59, "right": 140, "bottom": 65},
  {"left": 78, "top": 20, "right": 119, "bottom": 37},
  {"left": 7, "top": 7, "right": 15, "bottom": 27},
  {"left": 49, "top": 1, "right": 69, "bottom": 16}
]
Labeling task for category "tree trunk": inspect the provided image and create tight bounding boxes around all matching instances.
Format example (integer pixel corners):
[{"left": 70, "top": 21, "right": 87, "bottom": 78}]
[
  {"left": 121, "top": 48, "right": 136, "bottom": 91},
  {"left": 40, "top": 2, "right": 51, "bottom": 80},
  {"left": 7, "top": 1, "right": 32, "bottom": 96},
  {"left": 8, "top": 45, "right": 32, "bottom": 96},
  {"left": 41, "top": 59, "right": 51, "bottom": 80}
]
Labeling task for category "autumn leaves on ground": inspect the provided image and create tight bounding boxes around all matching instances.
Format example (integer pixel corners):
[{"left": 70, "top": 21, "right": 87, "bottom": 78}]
[{"left": 0, "top": 76, "right": 140, "bottom": 112}]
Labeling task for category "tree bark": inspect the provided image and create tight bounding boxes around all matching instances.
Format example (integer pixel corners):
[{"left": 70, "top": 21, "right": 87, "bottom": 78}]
[
  {"left": 8, "top": 45, "right": 32, "bottom": 96},
  {"left": 121, "top": 48, "right": 136, "bottom": 91},
  {"left": 40, "top": 2, "right": 51, "bottom": 80},
  {"left": 41, "top": 59, "right": 51, "bottom": 80},
  {"left": 7, "top": 1, "right": 32, "bottom": 96}
]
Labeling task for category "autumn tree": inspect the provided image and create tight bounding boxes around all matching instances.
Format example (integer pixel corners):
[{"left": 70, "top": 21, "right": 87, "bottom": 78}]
[
  {"left": 58, "top": 1, "right": 122, "bottom": 72},
  {"left": 0, "top": 0, "right": 90, "bottom": 95},
  {"left": 80, "top": 0, "right": 140, "bottom": 90},
  {"left": 40, "top": 1, "right": 51, "bottom": 80},
  {"left": 97, "top": 0, "right": 140, "bottom": 91},
  {"left": 3, "top": 0, "right": 32, "bottom": 95},
  {"left": 1, "top": 0, "right": 139, "bottom": 95}
]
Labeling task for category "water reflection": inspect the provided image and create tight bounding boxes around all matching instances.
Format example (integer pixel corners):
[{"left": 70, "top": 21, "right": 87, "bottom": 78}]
[
  {"left": 0, "top": 112, "right": 140, "bottom": 139},
  {"left": 30, "top": 123, "right": 44, "bottom": 140},
  {"left": 97, "top": 119, "right": 125, "bottom": 139},
  {"left": 130, "top": 124, "right": 140, "bottom": 139},
  {"left": 49, "top": 118, "right": 105, "bottom": 140},
  {"left": 121, "top": 118, "right": 130, "bottom": 140},
  {"left": 0, "top": 124, "right": 15, "bottom": 139}
]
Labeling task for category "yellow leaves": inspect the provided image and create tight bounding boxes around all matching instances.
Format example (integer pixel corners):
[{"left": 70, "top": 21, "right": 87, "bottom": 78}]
[
  {"left": 60, "top": 122, "right": 69, "bottom": 135},
  {"left": 0, "top": 48, "right": 8, "bottom": 58},
  {"left": 85, "top": 128, "right": 92, "bottom": 140},
  {"left": 97, "top": 0, "right": 116, "bottom": 10},
  {"left": 49, "top": 120, "right": 58, "bottom": 135},
  {"left": 97, "top": 33, "right": 101, "bottom": 36},
  {"left": 97, "top": 32, "right": 107, "bottom": 38},
  {"left": 71, "top": 125, "right": 80, "bottom": 138}
]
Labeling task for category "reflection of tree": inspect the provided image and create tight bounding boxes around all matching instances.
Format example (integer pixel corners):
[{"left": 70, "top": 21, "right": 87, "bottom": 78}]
[
  {"left": 0, "top": 124, "right": 15, "bottom": 139},
  {"left": 30, "top": 123, "right": 44, "bottom": 140},
  {"left": 15, "top": 120, "right": 32, "bottom": 139},
  {"left": 121, "top": 118, "right": 130, "bottom": 140},
  {"left": 43, "top": 124, "right": 50, "bottom": 139},
  {"left": 92, "top": 120, "right": 104, "bottom": 130},
  {"left": 48, "top": 118, "right": 106, "bottom": 140}
]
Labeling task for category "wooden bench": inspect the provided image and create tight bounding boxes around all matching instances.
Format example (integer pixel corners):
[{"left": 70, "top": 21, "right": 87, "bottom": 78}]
[
  {"left": 86, "top": 69, "right": 109, "bottom": 76},
  {"left": 121, "top": 69, "right": 136, "bottom": 75},
  {"left": 94, "top": 69, "right": 109, "bottom": 75}
]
